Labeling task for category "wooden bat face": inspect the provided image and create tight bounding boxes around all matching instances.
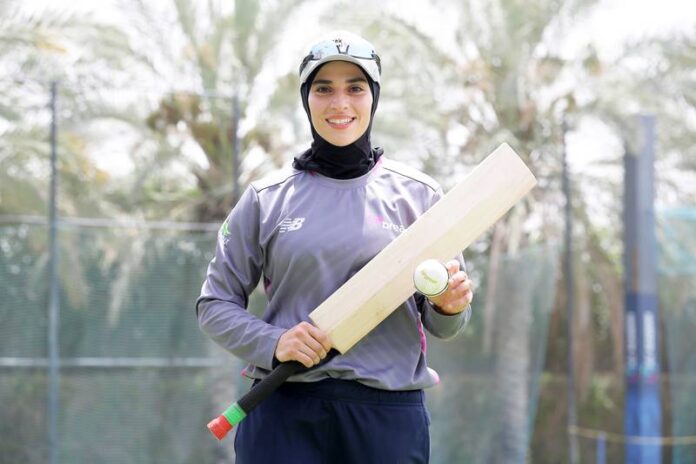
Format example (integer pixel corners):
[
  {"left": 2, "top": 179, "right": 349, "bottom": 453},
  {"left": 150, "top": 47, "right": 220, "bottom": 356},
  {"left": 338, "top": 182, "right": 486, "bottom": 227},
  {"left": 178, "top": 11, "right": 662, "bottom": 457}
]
[{"left": 309, "top": 143, "right": 537, "bottom": 353}]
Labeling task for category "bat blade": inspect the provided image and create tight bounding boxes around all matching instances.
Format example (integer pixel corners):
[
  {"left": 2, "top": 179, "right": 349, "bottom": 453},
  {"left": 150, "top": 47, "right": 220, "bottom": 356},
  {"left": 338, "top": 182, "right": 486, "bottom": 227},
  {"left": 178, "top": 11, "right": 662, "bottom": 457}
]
[{"left": 309, "top": 143, "right": 537, "bottom": 353}]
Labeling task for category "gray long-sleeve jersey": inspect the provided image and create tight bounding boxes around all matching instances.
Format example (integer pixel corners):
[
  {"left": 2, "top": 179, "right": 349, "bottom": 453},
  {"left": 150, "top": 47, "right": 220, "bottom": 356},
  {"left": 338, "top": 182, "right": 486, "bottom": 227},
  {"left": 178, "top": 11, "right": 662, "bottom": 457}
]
[{"left": 196, "top": 157, "right": 471, "bottom": 391}]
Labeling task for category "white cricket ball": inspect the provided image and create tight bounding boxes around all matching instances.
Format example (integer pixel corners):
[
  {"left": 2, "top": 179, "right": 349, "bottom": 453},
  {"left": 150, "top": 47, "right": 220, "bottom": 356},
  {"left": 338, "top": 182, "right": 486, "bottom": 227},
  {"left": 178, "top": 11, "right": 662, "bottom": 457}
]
[{"left": 413, "top": 259, "right": 449, "bottom": 297}]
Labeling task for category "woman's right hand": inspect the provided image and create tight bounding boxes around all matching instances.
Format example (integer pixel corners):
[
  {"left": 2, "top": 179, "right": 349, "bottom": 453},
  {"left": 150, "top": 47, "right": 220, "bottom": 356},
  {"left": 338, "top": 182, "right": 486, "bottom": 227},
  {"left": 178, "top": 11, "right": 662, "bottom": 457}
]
[{"left": 274, "top": 321, "right": 333, "bottom": 368}]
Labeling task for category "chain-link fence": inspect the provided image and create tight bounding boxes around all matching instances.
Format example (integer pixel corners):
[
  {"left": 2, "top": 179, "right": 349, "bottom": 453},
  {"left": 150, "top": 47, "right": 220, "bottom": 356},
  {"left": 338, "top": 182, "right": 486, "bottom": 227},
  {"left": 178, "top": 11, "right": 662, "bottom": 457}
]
[
  {"left": 4, "top": 80, "right": 696, "bottom": 464},
  {"left": 0, "top": 217, "right": 560, "bottom": 463},
  {"left": 659, "top": 209, "right": 696, "bottom": 464},
  {"left": 0, "top": 219, "right": 248, "bottom": 463}
]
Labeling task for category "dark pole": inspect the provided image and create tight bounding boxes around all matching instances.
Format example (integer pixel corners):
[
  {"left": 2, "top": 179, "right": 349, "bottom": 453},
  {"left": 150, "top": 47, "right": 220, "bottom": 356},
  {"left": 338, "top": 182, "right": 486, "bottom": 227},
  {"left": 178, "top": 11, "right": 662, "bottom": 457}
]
[
  {"left": 623, "top": 114, "right": 662, "bottom": 463},
  {"left": 562, "top": 117, "right": 579, "bottom": 464},
  {"left": 48, "top": 80, "right": 60, "bottom": 464},
  {"left": 231, "top": 94, "right": 240, "bottom": 206}
]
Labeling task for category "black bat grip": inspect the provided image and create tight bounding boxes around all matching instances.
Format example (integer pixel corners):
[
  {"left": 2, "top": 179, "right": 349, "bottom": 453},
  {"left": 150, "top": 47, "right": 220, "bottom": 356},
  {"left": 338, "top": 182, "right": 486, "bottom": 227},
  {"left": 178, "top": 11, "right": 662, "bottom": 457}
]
[
  {"left": 239, "top": 349, "right": 338, "bottom": 413},
  {"left": 207, "top": 350, "right": 339, "bottom": 440},
  {"left": 238, "top": 360, "right": 305, "bottom": 413}
]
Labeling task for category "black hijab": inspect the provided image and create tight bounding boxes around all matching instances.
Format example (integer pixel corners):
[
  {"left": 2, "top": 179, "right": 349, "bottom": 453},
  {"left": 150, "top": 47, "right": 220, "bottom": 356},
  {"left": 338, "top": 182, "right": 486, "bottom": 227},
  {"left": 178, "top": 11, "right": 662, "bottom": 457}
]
[{"left": 293, "top": 63, "right": 383, "bottom": 179}]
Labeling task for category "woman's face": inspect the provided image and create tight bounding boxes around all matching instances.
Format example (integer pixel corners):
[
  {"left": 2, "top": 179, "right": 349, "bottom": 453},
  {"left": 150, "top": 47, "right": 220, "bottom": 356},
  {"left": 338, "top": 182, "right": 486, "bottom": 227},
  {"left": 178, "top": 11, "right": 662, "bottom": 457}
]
[{"left": 307, "top": 60, "right": 373, "bottom": 147}]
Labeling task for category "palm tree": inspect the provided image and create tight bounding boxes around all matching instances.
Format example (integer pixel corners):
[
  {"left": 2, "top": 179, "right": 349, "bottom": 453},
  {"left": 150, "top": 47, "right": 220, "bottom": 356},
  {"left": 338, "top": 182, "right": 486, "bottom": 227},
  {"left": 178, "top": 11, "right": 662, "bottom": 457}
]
[
  {"left": 363, "top": 2, "right": 695, "bottom": 462},
  {"left": 367, "top": 2, "right": 600, "bottom": 461},
  {"left": 0, "top": 1, "right": 140, "bottom": 313},
  {"left": 110, "top": 0, "right": 315, "bottom": 222}
]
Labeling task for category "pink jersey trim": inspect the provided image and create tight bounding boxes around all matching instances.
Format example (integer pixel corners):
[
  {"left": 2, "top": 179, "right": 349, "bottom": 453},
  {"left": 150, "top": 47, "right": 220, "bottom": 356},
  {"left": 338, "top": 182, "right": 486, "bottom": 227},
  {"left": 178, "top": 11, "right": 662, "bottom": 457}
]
[{"left": 417, "top": 318, "right": 427, "bottom": 353}]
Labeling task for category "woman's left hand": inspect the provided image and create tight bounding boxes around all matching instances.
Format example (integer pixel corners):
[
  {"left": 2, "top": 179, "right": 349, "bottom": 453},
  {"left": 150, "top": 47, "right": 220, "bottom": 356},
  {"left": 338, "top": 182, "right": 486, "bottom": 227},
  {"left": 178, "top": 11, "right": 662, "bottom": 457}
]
[{"left": 427, "top": 260, "right": 474, "bottom": 315}]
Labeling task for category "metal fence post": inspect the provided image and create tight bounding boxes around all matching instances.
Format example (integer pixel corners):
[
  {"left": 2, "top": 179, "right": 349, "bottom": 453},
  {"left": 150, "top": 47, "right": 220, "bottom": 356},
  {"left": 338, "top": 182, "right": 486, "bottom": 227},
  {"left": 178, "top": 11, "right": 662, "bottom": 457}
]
[
  {"left": 562, "top": 116, "right": 579, "bottom": 464},
  {"left": 48, "top": 80, "right": 60, "bottom": 464},
  {"left": 231, "top": 94, "right": 240, "bottom": 206}
]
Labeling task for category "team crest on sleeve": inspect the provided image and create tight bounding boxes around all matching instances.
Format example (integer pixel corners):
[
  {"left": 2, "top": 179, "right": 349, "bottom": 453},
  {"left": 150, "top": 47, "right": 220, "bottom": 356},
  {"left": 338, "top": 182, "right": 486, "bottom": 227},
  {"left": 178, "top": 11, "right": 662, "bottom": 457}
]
[
  {"left": 218, "top": 220, "right": 233, "bottom": 245},
  {"left": 218, "top": 219, "right": 232, "bottom": 244},
  {"left": 219, "top": 220, "right": 231, "bottom": 237},
  {"left": 279, "top": 217, "right": 305, "bottom": 233}
]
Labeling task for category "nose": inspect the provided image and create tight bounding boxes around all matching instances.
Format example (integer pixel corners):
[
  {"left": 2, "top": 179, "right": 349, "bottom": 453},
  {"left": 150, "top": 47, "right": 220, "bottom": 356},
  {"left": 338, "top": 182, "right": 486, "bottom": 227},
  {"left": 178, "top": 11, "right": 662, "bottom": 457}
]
[{"left": 329, "top": 91, "right": 349, "bottom": 110}]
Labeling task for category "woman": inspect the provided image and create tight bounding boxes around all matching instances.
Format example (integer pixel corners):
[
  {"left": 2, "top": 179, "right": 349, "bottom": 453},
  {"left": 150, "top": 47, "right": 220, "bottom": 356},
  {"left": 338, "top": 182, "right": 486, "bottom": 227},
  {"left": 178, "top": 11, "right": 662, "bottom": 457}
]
[{"left": 197, "top": 31, "right": 474, "bottom": 463}]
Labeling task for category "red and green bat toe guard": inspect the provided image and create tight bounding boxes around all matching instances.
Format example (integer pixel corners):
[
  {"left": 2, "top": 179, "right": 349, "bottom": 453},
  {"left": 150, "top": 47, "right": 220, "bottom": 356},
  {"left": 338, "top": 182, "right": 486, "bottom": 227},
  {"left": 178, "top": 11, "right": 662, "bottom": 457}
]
[
  {"left": 207, "top": 361, "right": 306, "bottom": 440},
  {"left": 207, "top": 402, "right": 246, "bottom": 440}
]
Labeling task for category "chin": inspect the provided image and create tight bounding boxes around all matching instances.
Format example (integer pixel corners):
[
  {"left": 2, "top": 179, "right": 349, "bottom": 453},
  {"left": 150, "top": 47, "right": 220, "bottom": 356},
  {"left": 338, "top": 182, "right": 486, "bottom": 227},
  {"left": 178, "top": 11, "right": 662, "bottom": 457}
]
[
  {"left": 320, "top": 133, "right": 357, "bottom": 147},
  {"left": 329, "top": 139, "right": 354, "bottom": 147}
]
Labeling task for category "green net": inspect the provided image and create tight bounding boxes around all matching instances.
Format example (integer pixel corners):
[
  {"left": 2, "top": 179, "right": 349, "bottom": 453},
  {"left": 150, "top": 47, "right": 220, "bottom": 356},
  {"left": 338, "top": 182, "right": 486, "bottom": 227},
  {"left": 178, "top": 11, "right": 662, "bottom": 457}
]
[
  {"left": 427, "top": 243, "right": 560, "bottom": 464},
  {"left": 0, "top": 225, "right": 51, "bottom": 461},
  {"left": 0, "top": 222, "right": 248, "bottom": 463},
  {"left": 0, "top": 224, "right": 49, "bottom": 358},
  {"left": 0, "top": 221, "right": 560, "bottom": 463},
  {"left": 658, "top": 208, "right": 696, "bottom": 463}
]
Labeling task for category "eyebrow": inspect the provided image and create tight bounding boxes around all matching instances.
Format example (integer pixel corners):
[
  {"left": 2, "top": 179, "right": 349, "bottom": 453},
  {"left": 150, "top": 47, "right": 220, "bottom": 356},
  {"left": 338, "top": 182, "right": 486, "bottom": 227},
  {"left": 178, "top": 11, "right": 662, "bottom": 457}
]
[{"left": 312, "top": 77, "right": 368, "bottom": 86}]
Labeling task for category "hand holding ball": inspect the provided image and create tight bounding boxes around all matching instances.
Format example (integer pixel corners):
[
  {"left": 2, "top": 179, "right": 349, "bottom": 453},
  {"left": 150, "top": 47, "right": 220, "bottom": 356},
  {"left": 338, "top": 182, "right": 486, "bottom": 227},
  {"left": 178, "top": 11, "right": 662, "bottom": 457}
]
[{"left": 413, "top": 259, "right": 449, "bottom": 297}]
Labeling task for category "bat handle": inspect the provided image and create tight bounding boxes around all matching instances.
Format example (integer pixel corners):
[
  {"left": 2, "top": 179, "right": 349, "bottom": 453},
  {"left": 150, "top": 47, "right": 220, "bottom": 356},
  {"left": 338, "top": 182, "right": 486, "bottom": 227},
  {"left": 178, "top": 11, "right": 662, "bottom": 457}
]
[{"left": 207, "top": 360, "right": 305, "bottom": 440}]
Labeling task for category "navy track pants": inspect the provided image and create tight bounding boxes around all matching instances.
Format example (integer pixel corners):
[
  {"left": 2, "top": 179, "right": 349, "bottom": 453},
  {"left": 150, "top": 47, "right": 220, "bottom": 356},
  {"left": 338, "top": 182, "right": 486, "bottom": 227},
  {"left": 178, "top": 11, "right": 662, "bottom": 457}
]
[{"left": 234, "top": 378, "right": 431, "bottom": 463}]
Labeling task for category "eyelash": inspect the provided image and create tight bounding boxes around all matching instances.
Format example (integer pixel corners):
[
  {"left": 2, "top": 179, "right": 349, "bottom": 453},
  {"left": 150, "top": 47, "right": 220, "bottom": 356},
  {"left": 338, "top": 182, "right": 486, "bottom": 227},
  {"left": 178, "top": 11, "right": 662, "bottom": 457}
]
[{"left": 315, "top": 86, "right": 365, "bottom": 94}]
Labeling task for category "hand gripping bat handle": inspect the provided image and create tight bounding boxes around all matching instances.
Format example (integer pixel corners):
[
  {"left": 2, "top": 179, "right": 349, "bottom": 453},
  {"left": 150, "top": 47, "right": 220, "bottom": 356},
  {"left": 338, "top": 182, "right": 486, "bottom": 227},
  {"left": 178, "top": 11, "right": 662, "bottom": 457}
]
[{"left": 207, "top": 361, "right": 304, "bottom": 440}]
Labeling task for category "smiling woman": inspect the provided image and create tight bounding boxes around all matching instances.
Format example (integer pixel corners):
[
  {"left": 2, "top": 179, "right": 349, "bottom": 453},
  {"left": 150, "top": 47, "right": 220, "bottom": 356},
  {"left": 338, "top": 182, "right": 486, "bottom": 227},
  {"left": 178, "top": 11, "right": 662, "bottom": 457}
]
[
  {"left": 307, "top": 61, "right": 373, "bottom": 147},
  {"left": 196, "top": 30, "right": 475, "bottom": 464}
]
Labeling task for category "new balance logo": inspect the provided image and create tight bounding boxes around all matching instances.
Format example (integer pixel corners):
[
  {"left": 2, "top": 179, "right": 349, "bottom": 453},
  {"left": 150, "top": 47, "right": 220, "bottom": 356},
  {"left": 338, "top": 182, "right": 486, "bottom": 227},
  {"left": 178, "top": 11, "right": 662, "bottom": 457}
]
[{"left": 279, "top": 217, "right": 305, "bottom": 233}]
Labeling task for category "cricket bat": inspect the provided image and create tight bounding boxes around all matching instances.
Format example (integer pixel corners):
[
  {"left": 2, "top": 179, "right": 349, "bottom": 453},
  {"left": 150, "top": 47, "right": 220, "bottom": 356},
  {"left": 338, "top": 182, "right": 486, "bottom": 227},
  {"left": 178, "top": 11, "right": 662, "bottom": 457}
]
[{"left": 207, "top": 143, "right": 537, "bottom": 440}]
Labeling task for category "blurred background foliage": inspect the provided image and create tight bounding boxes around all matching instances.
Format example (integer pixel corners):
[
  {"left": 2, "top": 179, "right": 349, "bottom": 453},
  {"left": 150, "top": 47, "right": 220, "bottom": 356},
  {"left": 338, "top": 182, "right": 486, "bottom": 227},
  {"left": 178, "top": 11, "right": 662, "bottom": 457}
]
[{"left": 1, "top": 0, "right": 695, "bottom": 462}]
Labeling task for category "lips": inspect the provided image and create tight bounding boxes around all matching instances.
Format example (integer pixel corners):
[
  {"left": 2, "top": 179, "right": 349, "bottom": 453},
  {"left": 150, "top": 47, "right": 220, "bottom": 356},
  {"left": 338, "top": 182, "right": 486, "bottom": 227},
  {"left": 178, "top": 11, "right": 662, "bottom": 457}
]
[{"left": 326, "top": 117, "right": 356, "bottom": 129}]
